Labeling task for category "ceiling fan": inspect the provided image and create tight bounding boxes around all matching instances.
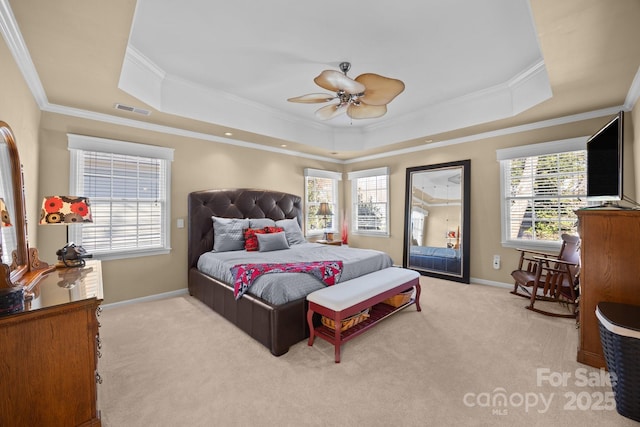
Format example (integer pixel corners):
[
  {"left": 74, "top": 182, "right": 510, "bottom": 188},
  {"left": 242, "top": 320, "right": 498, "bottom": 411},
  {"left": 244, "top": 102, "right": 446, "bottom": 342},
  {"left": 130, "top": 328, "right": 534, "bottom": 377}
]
[{"left": 287, "top": 62, "right": 405, "bottom": 120}]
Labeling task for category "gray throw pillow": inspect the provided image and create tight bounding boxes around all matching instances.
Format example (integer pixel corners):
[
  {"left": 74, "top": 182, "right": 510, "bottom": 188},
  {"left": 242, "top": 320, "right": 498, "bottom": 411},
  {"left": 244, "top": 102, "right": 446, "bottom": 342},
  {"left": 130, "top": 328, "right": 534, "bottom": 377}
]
[
  {"left": 249, "top": 218, "right": 276, "bottom": 229},
  {"left": 275, "top": 218, "right": 306, "bottom": 245},
  {"left": 257, "top": 232, "right": 290, "bottom": 252},
  {"left": 212, "top": 216, "right": 249, "bottom": 252}
]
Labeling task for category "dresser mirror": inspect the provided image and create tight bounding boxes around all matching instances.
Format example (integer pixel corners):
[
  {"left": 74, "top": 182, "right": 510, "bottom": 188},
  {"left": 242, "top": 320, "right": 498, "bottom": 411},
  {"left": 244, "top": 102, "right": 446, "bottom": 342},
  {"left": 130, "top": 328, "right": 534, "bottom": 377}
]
[
  {"left": 403, "top": 160, "right": 471, "bottom": 283},
  {"left": 0, "top": 121, "right": 50, "bottom": 289}
]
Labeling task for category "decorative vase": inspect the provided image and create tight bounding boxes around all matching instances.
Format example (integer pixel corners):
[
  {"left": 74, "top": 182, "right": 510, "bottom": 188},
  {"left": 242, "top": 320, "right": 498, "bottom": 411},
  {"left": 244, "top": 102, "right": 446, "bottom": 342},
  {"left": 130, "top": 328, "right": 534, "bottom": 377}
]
[{"left": 341, "top": 212, "right": 349, "bottom": 245}]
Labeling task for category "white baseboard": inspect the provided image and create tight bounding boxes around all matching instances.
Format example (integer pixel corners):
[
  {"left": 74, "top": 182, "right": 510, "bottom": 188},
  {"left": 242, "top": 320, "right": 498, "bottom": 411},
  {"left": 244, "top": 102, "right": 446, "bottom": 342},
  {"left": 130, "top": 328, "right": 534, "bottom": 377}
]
[
  {"left": 101, "top": 278, "right": 512, "bottom": 310},
  {"left": 101, "top": 288, "right": 189, "bottom": 310},
  {"left": 470, "top": 277, "right": 512, "bottom": 289}
]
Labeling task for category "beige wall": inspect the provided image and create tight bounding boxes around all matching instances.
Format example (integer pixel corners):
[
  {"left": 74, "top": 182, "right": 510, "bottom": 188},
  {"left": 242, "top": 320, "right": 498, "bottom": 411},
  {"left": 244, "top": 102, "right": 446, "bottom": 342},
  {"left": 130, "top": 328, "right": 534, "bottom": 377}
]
[
  {"left": 345, "top": 115, "right": 636, "bottom": 285},
  {"left": 3, "top": 31, "right": 640, "bottom": 303},
  {"left": 0, "top": 37, "right": 42, "bottom": 246},
  {"left": 36, "top": 112, "right": 340, "bottom": 303},
  {"left": 423, "top": 205, "right": 460, "bottom": 248}
]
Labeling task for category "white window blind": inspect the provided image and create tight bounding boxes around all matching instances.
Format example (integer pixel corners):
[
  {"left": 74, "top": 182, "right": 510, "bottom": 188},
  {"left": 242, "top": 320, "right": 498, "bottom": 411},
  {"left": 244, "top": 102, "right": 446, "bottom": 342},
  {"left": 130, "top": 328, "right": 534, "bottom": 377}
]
[
  {"left": 304, "top": 168, "right": 340, "bottom": 236},
  {"left": 68, "top": 135, "right": 173, "bottom": 259},
  {"left": 348, "top": 167, "right": 389, "bottom": 235},
  {"left": 499, "top": 138, "right": 587, "bottom": 250}
]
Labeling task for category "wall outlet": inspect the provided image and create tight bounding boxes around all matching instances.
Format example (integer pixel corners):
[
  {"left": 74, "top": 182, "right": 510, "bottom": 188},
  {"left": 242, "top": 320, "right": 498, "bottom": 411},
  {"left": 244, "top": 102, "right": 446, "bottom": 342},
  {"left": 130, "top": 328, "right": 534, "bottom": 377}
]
[{"left": 493, "top": 255, "right": 500, "bottom": 270}]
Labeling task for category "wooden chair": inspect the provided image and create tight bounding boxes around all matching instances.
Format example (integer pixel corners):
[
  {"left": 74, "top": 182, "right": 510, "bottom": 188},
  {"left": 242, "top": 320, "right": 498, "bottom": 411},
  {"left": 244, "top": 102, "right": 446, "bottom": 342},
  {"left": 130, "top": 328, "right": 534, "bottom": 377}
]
[{"left": 510, "top": 234, "right": 581, "bottom": 318}]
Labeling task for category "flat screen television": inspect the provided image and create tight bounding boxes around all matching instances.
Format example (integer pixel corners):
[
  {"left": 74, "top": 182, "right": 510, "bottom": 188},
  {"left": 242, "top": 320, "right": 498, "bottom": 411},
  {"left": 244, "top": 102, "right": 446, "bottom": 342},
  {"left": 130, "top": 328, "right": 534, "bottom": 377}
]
[{"left": 586, "top": 111, "right": 624, "bottom": 204}]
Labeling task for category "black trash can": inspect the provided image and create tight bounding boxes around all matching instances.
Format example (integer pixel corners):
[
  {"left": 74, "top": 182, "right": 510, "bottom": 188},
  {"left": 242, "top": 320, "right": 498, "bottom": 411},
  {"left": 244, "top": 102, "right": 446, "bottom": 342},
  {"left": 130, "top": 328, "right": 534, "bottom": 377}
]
[{"left": 596, "top": 302, "right": 640, "bottom": 422}]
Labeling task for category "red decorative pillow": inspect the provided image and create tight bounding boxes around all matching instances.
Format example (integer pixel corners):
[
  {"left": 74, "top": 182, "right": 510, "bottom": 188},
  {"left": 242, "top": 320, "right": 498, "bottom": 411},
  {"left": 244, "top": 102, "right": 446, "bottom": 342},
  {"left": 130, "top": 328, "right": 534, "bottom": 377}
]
[
  {"left": 264, "top": 226, "right": 284, "bottom": 234},
  {"left": 244, "top": 226, "right": 285, "bottom": 251},
  {"left": 244, "top": 228, "right": 267, "bottom": 251}
]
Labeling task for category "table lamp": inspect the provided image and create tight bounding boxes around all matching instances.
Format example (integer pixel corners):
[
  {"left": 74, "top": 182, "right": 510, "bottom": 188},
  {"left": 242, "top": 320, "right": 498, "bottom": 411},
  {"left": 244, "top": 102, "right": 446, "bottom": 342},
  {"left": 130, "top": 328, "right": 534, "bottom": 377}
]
[
  {"left": 39, "top": 196, "right": 93, "bottom": 267},
  {"left": 317, "top": 202, "right": 333, "bottom": 240}
]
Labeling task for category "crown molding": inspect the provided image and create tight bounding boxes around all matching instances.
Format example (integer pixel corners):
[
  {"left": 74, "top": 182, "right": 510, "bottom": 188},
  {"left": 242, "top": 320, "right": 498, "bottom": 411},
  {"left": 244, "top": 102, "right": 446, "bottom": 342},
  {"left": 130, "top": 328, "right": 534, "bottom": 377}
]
[
  {"left": 1, "top": 1, "right": 635, "bottom": 166},
  {"left": 0, "top": 0, "right": 47, "bottom": 107},
  {"left": 43, "top": 102, "right": 342, "bottom": 163},
  {"left": 624, "top": 65, "right": 640, "bottom": 111},
  {"left": 344, "top": 106, "right": 624, "bottom": 164}
]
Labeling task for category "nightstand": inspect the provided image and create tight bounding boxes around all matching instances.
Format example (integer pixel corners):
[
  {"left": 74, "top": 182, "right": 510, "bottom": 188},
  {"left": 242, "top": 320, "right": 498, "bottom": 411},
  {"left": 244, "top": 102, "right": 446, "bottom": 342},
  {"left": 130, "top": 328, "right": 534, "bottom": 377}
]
[{"left": 315, "top": 240, "right": 342, "bottom": 246}]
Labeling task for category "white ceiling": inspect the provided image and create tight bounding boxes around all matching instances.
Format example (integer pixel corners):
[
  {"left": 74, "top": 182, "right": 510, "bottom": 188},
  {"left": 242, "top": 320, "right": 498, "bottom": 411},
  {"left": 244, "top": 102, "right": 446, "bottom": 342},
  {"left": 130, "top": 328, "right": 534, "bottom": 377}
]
[
  {"left": 4, "top": 0, "right": 640, "bottom": 161},
  {"left": 120, "top": 0, "right": 550, "bottom": 152}
]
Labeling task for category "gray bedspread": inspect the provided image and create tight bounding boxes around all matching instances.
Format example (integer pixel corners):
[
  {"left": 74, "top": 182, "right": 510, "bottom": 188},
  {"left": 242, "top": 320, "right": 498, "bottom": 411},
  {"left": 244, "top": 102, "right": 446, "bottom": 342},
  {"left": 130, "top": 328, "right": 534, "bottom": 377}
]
[{"left": 197, "top": 243, "right": 393, "bottom": 305}]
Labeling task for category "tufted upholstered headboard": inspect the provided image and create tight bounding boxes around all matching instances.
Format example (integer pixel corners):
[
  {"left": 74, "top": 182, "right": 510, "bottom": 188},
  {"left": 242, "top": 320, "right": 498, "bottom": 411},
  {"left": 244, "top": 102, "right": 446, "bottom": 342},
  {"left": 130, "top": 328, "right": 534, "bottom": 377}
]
[{"left": 188, "top": 189, "right": 303, "bottom": 269}]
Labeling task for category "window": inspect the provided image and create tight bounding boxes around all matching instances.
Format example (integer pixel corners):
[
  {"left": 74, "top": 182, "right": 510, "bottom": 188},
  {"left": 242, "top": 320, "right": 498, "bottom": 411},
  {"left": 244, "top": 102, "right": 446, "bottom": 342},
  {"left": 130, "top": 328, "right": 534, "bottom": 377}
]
[
  {"left": 498, "top": 137, "right": 587, "bottom": 251},
  {"left": 348, "top": 167, "right": 389, "bottom": 236},
  {"left": 304, "top": 168, "right": 340, "bottom": 236},
  {"left": 68, "top": 134, "right": 174, "bottom": 260}
]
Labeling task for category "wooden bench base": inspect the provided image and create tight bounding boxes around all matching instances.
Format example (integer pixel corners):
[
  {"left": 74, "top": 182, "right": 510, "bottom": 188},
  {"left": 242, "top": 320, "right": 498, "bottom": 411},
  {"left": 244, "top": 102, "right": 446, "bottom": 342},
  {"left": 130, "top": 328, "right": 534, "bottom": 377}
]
[{"left": 306, "top": 268, "right": 421, "bottom": 363}]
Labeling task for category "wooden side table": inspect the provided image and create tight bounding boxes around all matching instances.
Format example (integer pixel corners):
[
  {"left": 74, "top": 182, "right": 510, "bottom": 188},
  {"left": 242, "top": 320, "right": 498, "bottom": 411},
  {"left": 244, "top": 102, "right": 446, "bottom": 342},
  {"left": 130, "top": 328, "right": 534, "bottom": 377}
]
[{"left": 315, "top": 240, "right": 342, "bottom": 246}]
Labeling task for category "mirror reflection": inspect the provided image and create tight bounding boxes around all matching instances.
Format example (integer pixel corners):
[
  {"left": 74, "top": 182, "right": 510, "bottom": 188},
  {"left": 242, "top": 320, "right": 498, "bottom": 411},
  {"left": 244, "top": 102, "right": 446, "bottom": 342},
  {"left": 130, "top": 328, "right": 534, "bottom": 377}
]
[
  {"left": 403, "top": 160, "right": 470, "bottom": 283},
  {"left": 0, "top": 125, "right": 19, "bottom": 267}
]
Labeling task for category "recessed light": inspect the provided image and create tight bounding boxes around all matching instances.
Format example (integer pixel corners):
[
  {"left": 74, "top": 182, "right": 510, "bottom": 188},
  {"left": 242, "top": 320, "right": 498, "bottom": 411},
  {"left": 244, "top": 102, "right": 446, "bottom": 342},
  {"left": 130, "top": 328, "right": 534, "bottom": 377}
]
[
  {"left": 425, "top": 139, "right": 433, "bottom": 143},
  {"left": 224, "top": 132, "right": 233, "bottom": 136},
  {"left": 280, "top": 144, "right": 287, "bottom": 148}
]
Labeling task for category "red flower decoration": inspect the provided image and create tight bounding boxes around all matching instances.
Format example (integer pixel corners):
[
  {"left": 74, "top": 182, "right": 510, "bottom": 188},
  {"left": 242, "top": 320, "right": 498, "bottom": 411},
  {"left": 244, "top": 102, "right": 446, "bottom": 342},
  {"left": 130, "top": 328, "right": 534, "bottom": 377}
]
[
  {"left": 70, "top": 201, "right": 89, "bottom": 217},
  {"left": 43, "top": 196, "right": 64, "bottom": 213}
]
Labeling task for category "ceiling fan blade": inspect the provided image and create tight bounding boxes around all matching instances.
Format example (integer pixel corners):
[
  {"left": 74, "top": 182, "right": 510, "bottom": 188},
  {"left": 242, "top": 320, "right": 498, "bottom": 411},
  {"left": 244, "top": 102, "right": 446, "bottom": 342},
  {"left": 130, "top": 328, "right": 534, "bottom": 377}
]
[
  {"left": 287, "top": 93, "right": 336, "bottom": 103},
  {"left": 314, "top": 70, "right": 366, "bottom": 94},
  {"left": 355, "top": 73, "right": 405, "bottom": 106},
  {"left": 315, "top": 103, "right": 348, "bottom": 120},
  {"left": 347, "top": 103, "right": 387, "bottom": 119}
]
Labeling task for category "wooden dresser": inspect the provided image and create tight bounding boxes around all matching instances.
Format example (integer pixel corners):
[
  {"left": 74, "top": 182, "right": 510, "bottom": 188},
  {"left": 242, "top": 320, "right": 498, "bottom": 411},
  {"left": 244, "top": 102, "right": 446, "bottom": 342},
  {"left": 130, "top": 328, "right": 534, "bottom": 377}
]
[
  {"left": 576, "top": 210, "right": 640, "bottom": 368},
  {"left": 0, "top": 260, "right": 103, "bottom": 426}
]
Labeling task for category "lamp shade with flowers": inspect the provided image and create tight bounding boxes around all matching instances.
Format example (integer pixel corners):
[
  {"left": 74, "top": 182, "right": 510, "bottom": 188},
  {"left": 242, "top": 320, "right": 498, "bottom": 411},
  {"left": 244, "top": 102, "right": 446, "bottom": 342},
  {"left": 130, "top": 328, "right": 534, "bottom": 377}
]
[{"left": 40, "top": 196, "right": 92, "bottom": 225}]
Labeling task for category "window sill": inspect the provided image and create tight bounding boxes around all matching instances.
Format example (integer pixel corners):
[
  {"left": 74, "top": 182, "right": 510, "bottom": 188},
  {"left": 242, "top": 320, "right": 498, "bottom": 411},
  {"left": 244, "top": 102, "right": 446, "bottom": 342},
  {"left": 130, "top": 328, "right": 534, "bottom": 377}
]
[
  {"left": 501, "top": 240, "right": 562, "bottom": 253},
  {"left": 352, "top": 232, "right": 390, "bottom": 238},
  {"left": 90, "top": 248, "right": 171, "bottom": 261}
]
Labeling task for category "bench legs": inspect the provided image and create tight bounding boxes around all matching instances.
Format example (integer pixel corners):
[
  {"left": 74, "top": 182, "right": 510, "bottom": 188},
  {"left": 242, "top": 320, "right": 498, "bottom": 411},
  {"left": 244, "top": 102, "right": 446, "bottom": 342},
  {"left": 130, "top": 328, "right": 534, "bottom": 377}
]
[
  {"left": 307, "top": 309, "right": 315, "bottom": 346},
  {"left": 307, "top": 307, "right": 342, "bottom": 362},
  {"left": 307, "top": 281, "right": 421, "bottom": 363},
  {"left": 308, "top": 305, "right": 343, "bottom": 363}
]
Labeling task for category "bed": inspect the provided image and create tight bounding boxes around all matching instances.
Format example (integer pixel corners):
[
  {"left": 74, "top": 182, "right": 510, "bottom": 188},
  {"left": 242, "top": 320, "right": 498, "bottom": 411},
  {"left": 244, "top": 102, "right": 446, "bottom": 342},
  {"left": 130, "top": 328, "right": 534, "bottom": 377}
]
[
  {"left": 188, "top": 189, "right": 393, "bottom": 356},
  {"left": 409, "top": 245, "right": 461, "bottom": 275}
]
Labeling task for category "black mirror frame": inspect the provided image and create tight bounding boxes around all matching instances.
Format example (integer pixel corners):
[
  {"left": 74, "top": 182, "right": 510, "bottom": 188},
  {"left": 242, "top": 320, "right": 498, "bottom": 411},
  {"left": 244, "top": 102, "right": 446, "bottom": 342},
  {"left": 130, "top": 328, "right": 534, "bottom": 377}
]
[{"left": 402, "top": 159, "right": 471, "bottom": 283}]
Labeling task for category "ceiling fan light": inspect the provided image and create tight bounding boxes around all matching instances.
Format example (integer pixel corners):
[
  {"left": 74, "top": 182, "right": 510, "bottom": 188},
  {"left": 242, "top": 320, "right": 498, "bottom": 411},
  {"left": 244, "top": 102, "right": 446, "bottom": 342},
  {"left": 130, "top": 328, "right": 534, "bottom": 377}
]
[
  {"left": 287, "top": 93, "right": 336, "bottom": 103},
  {"left": 314, "top": 70, "right": 366, "bottom": 94}
]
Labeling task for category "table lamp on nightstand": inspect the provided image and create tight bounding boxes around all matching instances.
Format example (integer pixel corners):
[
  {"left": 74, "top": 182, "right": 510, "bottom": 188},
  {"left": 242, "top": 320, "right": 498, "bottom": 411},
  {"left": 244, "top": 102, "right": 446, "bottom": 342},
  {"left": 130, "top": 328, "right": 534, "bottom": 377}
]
[{"left": 317, "top": 202, "right": 333, "bottom": 241}]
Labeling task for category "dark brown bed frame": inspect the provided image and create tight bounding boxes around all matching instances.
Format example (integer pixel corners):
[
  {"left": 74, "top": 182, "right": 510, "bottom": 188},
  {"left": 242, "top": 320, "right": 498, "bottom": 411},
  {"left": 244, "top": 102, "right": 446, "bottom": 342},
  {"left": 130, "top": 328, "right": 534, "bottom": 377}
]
[{"left": 188, "top": 188, "right": 315, "bottom": 356}]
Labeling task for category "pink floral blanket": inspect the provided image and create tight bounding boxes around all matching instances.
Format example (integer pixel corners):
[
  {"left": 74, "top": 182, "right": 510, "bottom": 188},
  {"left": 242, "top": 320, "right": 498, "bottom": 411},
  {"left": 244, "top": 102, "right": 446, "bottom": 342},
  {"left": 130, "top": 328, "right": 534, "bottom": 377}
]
[{"left": 231, "top": 260, "right": 343, "bottom": 300}]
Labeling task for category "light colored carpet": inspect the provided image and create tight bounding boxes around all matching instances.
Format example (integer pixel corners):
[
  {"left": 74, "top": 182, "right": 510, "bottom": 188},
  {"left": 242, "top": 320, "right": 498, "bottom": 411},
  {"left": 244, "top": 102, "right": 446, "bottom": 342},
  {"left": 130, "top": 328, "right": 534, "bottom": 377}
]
[{"left": 97, "top": 277, "right": 637, "bottom": 426}]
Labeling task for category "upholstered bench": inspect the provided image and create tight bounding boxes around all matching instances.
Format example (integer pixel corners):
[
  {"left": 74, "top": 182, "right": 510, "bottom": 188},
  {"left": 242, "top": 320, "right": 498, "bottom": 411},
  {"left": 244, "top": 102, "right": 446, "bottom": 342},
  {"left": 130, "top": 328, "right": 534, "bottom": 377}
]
[{"left": 306, "top": 267, "right": 421, "bottom": 363}]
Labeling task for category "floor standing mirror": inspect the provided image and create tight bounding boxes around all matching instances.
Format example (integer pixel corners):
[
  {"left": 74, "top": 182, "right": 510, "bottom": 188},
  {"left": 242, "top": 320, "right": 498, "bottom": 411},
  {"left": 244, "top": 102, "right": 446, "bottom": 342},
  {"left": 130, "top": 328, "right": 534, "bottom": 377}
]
[{"left": 403, "top": 160, "right": 470, "bottom": 283}]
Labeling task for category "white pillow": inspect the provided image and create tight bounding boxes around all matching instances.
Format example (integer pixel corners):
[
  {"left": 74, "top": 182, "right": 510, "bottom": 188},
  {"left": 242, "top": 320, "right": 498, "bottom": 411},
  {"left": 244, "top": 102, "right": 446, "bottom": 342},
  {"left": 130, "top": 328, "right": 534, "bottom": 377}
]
[
  {"left": 257, "top": 232, "right": 290, "bottom": 252},
  {"left": 275, "top": 218, "right": 306, "bottom": 245}
]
